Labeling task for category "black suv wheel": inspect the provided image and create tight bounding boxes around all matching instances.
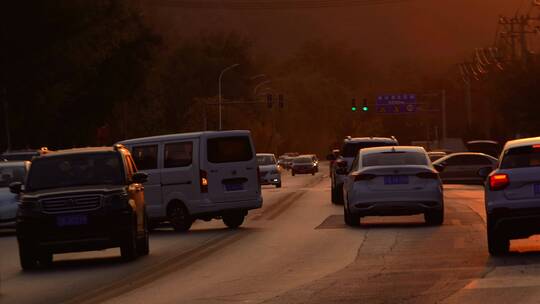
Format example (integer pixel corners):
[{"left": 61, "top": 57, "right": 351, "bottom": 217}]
[{"left": 19, "top": 242, "right": 38, "bottom": 270}]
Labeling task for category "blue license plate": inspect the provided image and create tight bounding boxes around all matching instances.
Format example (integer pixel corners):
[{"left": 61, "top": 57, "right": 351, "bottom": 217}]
[
  {"left": 534, "top": 184, "right": 540, "bottom": 195},
  {"left": 384, "top": 175, "right": 409, "bottom": 185},
  {"left": 57, "top": 214, "right": 88, "bottom": 227},
  {"left": 225, "top": 183, "right": 244, "bottom": 191}
]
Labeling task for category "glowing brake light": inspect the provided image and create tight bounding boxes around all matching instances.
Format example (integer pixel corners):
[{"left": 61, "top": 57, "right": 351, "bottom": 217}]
[
  {"left": 489, "top": 174, "right": 509, "bottom": 191},
  {"left": 200, "top": 170, "right": 208, "bottom": 193}
]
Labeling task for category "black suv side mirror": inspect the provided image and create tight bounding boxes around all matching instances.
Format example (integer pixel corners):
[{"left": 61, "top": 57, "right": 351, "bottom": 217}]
[
  {"left": 478, "top": 167, "right": 493, "bottom": 179},
  {"left": 433, "top": 163, "right": 445, "bottom": 173},
  {"left": 132, "top": 172, "right": 149, "bottom": 184},
  {"left": 9, "top": 182, "right": 23, "bottom": 194}
]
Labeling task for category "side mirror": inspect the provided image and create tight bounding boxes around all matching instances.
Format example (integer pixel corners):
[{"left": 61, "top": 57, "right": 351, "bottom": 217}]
[
  {"left": 132, "top": 172, "right": 149, "bottom": 184},
  {"left": 478, "top": 167, "right": 493, "bottom": 179},
  {"left": 433, "top": 164, "right": 445, "bottom": 173},
  {"left": 326, "top": 154, "right": 337, "bottom": 161},
  {"left": 9, "top": 182, "right": 22, "bottom": 194}
]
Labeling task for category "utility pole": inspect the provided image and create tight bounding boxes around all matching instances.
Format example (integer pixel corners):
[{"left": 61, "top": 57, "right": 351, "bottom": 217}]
[{"left": 218, "top": 63, "right": 240, "bottom": 131}]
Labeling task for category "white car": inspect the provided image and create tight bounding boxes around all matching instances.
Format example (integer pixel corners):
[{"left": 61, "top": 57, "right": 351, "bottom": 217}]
[
  {"left": 480, "top": 137, "right": 540, "bottom": 255},
  {"left": 0, "top": 161, "right": 29, "bottom": 228},
  {"left": 343, "top": 146, "right": 444, "bottom": 226},
  {"left": 257, "top": 153, "right": 281, "bottom": 188},
  {"left": 119, "top": 130, "right": 263, "bottom": 231}
]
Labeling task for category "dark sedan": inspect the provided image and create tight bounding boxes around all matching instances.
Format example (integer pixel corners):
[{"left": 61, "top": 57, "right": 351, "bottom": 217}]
[{"left": 433, "top": 152, "right": 497, "bottom": 184}]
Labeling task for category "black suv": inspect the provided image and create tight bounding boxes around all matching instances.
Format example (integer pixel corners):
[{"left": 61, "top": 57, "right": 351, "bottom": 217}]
[{"left": 11, "top": 145, "right": 149, "bottom": 270}]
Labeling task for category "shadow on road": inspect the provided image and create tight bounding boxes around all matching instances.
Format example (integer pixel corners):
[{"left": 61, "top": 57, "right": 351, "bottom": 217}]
[{"left": 0, "top": 229, "right": 16, "bottom": 237}]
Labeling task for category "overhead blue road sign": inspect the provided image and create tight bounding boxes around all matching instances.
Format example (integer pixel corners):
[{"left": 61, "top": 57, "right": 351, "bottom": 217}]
[{"left": 375, "top": 94, "right": 417, "bottom": 114}]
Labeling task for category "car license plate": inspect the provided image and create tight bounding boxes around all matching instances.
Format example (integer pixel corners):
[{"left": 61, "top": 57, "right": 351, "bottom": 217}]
[
  {"left": 534, "top": 184, "right": 540, "bottom": 195},
  {"left": 384, "top": 175, "right": 409, "bottom": 185},
  {"left": 225, "top": 183, "right": 244, "bottom": 191},
  {"left": 57, "top": 214, "right": 88, "bottom": 227}
]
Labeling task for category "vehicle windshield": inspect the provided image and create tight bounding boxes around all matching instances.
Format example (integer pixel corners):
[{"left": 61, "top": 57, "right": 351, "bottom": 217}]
[
  {"left": 0, "top": 164, "right": 26, "bottom": 187},
  {"left": 27, "top": 153, "right": 124, "bottom": 191},
  {"left": 257, "top": 155, "right": 276, "bottom": 165},
  {"left": 342, "top": 141, "right": 397, "bottom": 158},
  {"left": 501, "top": 146, "right": 540, "bottom": 169},
  {"left": 362, "top": 152, "right": 428, "bottom": 167},
  {"left": 294, "top": 157, "right": 312, "bottom": 163}
]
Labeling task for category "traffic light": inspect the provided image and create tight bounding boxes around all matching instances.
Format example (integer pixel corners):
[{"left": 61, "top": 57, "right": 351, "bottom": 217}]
[
  {"left": 362, "top": 98, "right": 369, "bottom": 112},
  {"left": 278, "top": 94, "right": 284, "bottom": 109},
  {"left": 351, "top": 98, "right": 357, "bottom": 112},
  {"left": 266, "top": 94, "right": 273, "bottom": 108}
]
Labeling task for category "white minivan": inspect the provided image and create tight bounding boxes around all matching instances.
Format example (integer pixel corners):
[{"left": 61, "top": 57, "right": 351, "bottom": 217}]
[{"left": 118, "top": 130, "right": 263, "bottom": 231}]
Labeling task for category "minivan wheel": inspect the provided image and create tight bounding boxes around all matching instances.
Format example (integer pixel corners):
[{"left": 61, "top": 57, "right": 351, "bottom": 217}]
[
  {"left": 223, "top": 211, "right": 245, "bottom": 229},
  {"left": 168, "top": 203, "right": 193, "bottom": 232},
  {"left": 121, "top": 223, "right": 138, "bottom": 261},
  {"left": 424, "top": 209, "right": 444, "bottom": 226},
  {"left": 18, "top": 242, "right": 38, "bottom": 270}
]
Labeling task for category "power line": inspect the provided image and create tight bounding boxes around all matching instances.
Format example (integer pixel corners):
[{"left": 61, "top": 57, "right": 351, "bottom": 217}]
[{"left": 146, "top": 0, "right": 417, "bottom": 10}]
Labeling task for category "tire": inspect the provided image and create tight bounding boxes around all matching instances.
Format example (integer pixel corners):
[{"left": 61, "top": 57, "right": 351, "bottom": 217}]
[
  {"left": 168, "top": 202, "right": 193, "bottom": 232},
  {"left": 223, "top": 211, "right": 245, "bottom": 229},
  {"left": 487, "top": 219, "right": 509, "bottom": 256},
  {"left": 334, "top": 184, "right": 344, "bottom": 205},
  {"left": 344, "top": 205, "right": 360, "bottom": 227},
  {"left": 18, "top": 241, "right": 38, "bottom": 271},
  {"left": 275, "top": 182, "right": 282, "bottom": 188},
  {"left": 137, "top": 213, "right": 150, "bottom": 256},
  {"left": 424, "top": 209, "right": 444, "bottom": 226},
  {"left": 331, "top": 183, "right": 338, "bottom": 204},
  {"left": 121, "top": 222, "right": 138, "bottom": 261}
]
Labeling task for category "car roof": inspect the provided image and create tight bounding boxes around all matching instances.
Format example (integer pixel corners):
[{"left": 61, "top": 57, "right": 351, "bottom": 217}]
[
  {"left": 434, "top": 152, "right": 497, "bottom": 162},
  {"left": 257, "top": 153, "right": 275, "bottom": 157},
  {"left": 503, "top": 137, "right": 540, "bottom": 150},
  {"left": 35, "top": 147, "right": 120, "bottom": 158},
  {"left": 467, "top": 140, "right": 499, "bottom": 145},
  {"left": 428, "top": 151, "right": 447, "bottom": 155},
  {"left": 344, "top": 137, "right": 397, "bottom": 143},
  {"left": 118, "top": 130, "right": 251, "bottom": 145},
  {"left": 360, "top": 146, "right": 426, "bottom": 155}
]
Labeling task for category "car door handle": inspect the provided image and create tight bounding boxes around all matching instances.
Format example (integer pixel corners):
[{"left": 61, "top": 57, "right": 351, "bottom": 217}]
[{"left": 210, "top": 170, "right": 218, "bottom": 173}]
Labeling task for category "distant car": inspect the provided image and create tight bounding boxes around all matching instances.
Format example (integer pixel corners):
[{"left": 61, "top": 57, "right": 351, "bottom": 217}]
[
  {"left": 304, "top": 154, "right": 319, "bottom": 172},
  {"left": 278, "top": 156, "right": 293, "bottom": 170},
  {"left": 343, "top": 146, "right": 444, "bottom": 227},
  {"left": 0, "top": 161, "right": 29, "bottom": 229},
  {"left": 467, "top": 140, "right": 501, "bottom": 158},
  {"left": 1, "top": 147, "right": 50, "bottom": 161},
  {"left": 14, "top": 145, "right": 149, "bottom": 270},
  {"left": 433, "top": 152, "right": 497, "bottom": 184},
  {"left": 427, "top": 151, "right": 447, "bottom": 162},
  {"left": 328, "top": 137, "right": 399, "bottom": 204},
  {"left": 479, "top": 137, "right": 540, "bottom": 255},
  {"left": 291, "top": 156, "right": 317, "bottom": 176},
  {"left": 257, "top": 153, "right": 282, "bottom": 188}
]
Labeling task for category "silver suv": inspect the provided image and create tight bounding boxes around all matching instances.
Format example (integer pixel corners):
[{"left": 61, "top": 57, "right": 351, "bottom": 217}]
[
  {"left": 480, "top": 137, "right": 540, "bottom": 255},
  {"left": 328, "top": 137, "right": 398, "bottom": 204}
]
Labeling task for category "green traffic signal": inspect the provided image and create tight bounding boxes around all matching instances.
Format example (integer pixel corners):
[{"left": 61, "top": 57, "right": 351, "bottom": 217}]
[
  {"left": 352, "top": 106, "right": 357, "bottom": 112},
  {"left": 362, "top": 106, "right": 369, "bottom": 111}
]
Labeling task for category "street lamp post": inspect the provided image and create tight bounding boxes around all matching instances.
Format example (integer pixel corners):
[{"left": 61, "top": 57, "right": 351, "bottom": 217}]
[{"left": 218, "top": 63, "right": 240, "bottom": 131}]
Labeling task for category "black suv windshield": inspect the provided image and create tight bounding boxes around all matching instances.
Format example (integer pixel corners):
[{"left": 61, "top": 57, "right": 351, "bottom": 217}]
[
  {"left": 27, "top": 152, "right": 124, "bottom": 191},
  {"left": 342, "top": 141, "right": 397, "bottom": 158}
]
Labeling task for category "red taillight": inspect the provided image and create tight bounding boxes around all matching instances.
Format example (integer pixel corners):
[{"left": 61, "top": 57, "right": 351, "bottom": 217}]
[
  {"left": 490, "top": 174, "right": 509, "bottom": 191},
  {"left": 416, "top": 172, "right": 438, "bottom": 179},
  {"left": 354, "top": 174, "right": 376, "bottom": 182},
  {"left": 200, "top": 170, "right": 208, "bottom": 193}
]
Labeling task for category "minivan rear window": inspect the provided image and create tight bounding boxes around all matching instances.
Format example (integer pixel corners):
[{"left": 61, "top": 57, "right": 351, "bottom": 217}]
[
  {"left": 207, "top": 136, "right": 253, "bottom": 163},
  {"left": 501, "top": 146, "right": 540, "bottom": 169}
]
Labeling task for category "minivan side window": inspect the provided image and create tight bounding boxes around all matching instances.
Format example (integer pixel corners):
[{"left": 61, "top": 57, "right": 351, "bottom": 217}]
[
  {"left": 132, "top": 145, "right": 158, "bottom": 170},
  {"left": 207, "top": 136, "right": 253, "bottom": 163},
  {"left": 164, "top": 142, "right": 193, "bottom": 168}
]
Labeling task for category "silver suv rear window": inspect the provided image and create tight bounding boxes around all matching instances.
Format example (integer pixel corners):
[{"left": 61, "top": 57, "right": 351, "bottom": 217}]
[
  {"left": 207, "top": 136, "right": 253, "bottom": 163},
  {"left": 363, "top": 152, "right": 428, "bottom": 167},
  {"left": 501, "top": 146, "right": 540, "bottom": 169}
]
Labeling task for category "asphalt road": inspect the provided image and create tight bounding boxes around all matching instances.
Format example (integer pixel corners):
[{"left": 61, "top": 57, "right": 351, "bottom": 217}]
[{"left": 2, "top": 164, "right": 540, "bottom": 303}]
